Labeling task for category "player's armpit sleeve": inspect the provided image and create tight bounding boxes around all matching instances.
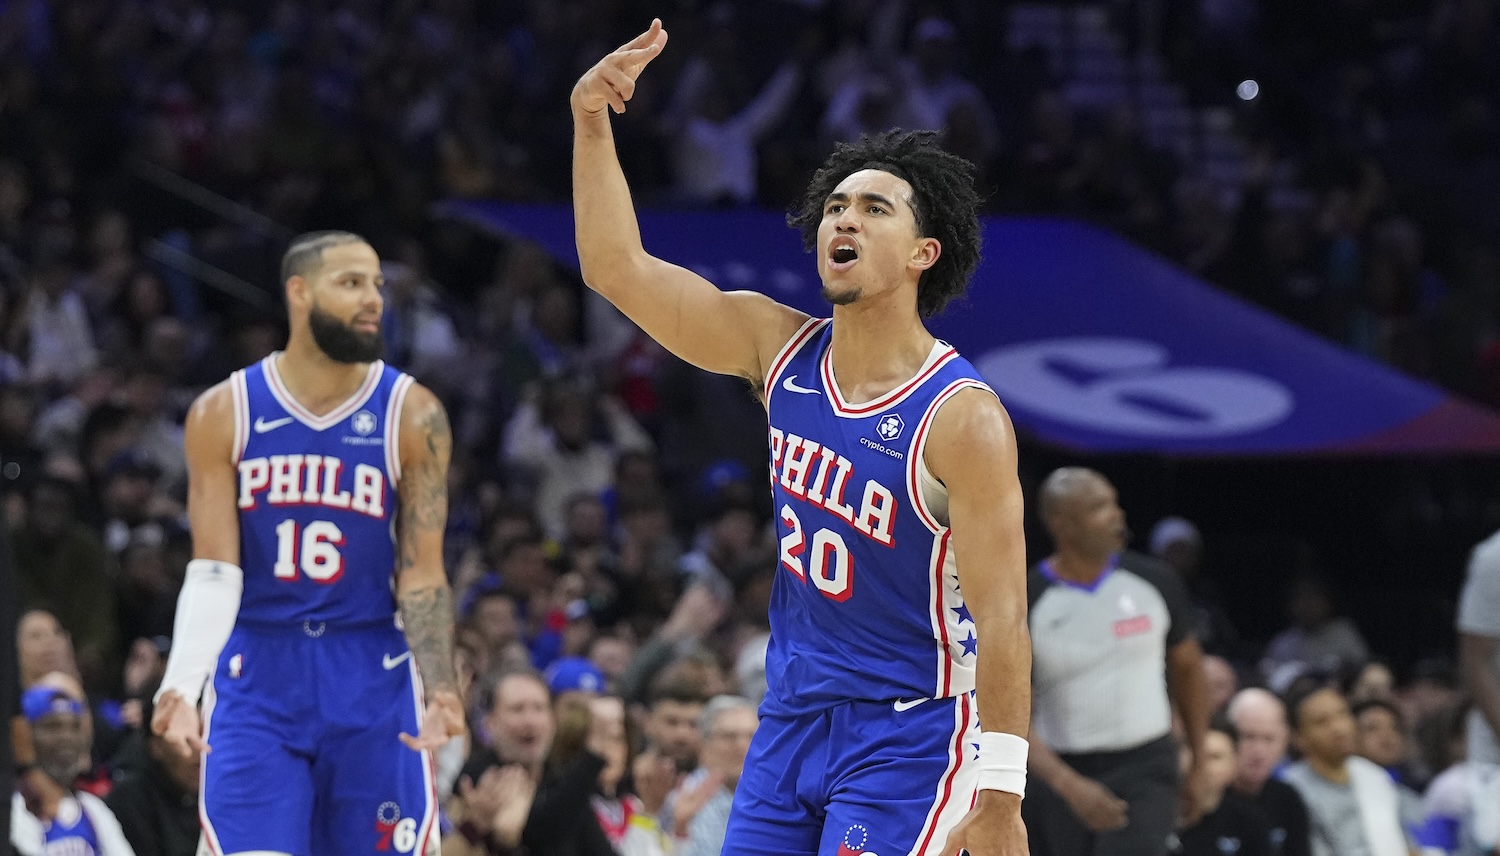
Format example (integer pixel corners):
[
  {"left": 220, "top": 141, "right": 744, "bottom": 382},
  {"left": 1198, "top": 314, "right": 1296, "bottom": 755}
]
[{"left": 154, "top": 559, "right": 243, "bottom": 707}]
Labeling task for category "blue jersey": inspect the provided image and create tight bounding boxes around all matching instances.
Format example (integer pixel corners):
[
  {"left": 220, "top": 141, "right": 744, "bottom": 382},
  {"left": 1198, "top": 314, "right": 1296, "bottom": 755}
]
[
  {"left": 43, "top": 796, "right": 100, "bottom": 856},
  {"left": 762, "top": 319, "right": 994, "bottom": 716},
  {"left": 229, "top": 354, "right": 414, "bottom": 626}
]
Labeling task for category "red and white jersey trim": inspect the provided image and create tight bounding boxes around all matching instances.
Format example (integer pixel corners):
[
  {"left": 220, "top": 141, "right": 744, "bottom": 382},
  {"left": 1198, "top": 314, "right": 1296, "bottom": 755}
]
[
  {"left": 230, "top": 369, "right": 251, "bottom": 466},
  {"left": 263, "top": 353, "right": 385, "bottom": 432},
  {"left": 384, "top": 374, "right": 415, "bottom": 487},
  {"left": 763, "top": 317, "right": 829, "bottom": 408},
  {"left": 821, "top": 339, "right": 959, "bottom": 418}
]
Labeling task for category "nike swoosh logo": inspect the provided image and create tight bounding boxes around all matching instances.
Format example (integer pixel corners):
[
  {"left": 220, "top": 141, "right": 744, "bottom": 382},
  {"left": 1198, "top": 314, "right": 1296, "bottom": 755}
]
[
  {"left": 382, "top": 651, "right": 412, "bottom": 670},
  {"left": 254, "top": 416, "right": 295, "bottom": 433},
  {"left": 893, "top": 698, "right": 928, "bottom": 712},
  {"left": 781, "top": 375, "right": 821, "bottom": 395}
]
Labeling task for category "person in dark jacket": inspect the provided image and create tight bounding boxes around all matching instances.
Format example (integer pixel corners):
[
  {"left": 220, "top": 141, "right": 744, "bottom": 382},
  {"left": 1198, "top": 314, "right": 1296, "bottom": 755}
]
[{"left": 104, "top": 696, "right": 199, "bottom": 856}]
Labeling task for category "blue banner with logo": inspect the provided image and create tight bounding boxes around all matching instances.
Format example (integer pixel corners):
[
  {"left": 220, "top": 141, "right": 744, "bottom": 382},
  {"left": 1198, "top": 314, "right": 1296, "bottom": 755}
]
[{"left": 441, "top": 200, "right": 1500, "bottom": 455}]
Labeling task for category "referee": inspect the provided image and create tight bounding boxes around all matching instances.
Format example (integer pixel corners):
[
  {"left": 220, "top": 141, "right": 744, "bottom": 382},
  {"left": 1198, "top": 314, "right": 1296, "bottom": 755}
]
[{"left": 1023, "top": 468, "right": 1212, "bottom": 856}]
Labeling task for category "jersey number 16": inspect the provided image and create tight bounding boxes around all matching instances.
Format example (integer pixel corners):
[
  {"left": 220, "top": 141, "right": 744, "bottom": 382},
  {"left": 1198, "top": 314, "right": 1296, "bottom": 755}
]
[{"left": 274, "top": 519, "right": 347, "bottom": 583}]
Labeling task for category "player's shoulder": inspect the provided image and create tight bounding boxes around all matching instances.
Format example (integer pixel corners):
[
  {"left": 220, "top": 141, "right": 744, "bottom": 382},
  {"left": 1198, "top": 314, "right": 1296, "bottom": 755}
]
[
  {"left": 395, "top": 378, "right": 445, "bottom": 426},
  {"left": 187, "top": 376, "right": 237, "bottom": 427}
]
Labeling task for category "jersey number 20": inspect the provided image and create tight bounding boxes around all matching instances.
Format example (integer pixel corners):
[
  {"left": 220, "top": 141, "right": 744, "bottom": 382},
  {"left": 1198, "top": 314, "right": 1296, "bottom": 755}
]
[
  {"left": 778, "top": 505, "right": 852, "bottom": 601},
  {"left": 274, "top": 519, "right": 346, "bottom": 582}
]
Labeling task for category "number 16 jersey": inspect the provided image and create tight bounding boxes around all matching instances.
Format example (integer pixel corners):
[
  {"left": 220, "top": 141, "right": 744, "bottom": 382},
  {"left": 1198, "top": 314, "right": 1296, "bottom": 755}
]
[
  {"left": 230, "top": 353, "right": 414, "bottom": 626},
  {"left": 761, "top": 319, "right": 997, "bottom": 717}
]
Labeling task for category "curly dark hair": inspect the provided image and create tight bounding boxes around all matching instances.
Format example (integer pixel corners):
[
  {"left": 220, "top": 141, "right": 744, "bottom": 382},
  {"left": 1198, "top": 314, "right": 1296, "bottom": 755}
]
[{"left": 788, "top": 129, "right": 982, "bottom": 318}]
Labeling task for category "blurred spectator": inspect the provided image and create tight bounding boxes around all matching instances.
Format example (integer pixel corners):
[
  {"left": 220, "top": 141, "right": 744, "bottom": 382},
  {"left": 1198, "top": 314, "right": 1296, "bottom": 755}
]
[
  {"left": 662, "top": 694, "right": 758, "bottom": 856},
  {"left": 1227, "top": 688, "right": 1312, "bottom": 856},
  {"left": 676, "top": 491, "right": 758, "bottom": 598},
  {"left": 587, "top": 634, "right": 636, "bottom": 697},
  {"left": 16, "top": 610, "right": 78, "bottom": 687},
  {"left": 1261, "top": 576, "right": 1370, "bottom": 693},
  {"left": 1343, "top": 660, "right": 1398, "bottom": 707},
  {"left": 503, "top": 386, "right": 653, "bottom": 541},
  {"left": 1353, "top": 700, "right": 1425, "bottom": 838},
  {"left": 478, "top": 667, "right": 553, "bottom": 771},
  {"left": 103, "top": 695, "right": 200, "bottom": 856},
  {"left": 1204, "top": 655, "right": 1240, "bottom": 713},
  {"left": 98, "top": 449, "right": 181, "bottom": 555},
  {"left": 1170, "top": 715, "right": 1274, "bottom": 856},
  {"left": 1281, "top": 686, "right": 1414, "bottom": 856},
  {"left": 118, "top": 362, "right": 185, "bottom": 492},
  {"left": 667, "top": 55, "right": 802, "bottom": 206},
  {"left": 381, "top": 259, "right": 461, "bottom": 384},
  {"left": 520, "top": 693, "right": 667, "bottom": 856},
  {"left": 639, "top": 673, "right": 707, "bottom": 776},
  {"left": 1151, "top": 516, "right": 1242, "bottom": 659},
  {"left": 10, "top": 684, "right": 134, "bottom": 856},
  {"left": 12, "top": 247, "right": 98, "bottom": 391},
  {"left": 545, "top": 656, "right": 606, "bottom": 702},
  {"left": 12, "top": 477, "right": 118, "bottom": 691},
  {"left": 1415, "top": 702, "right": 1477, "bottom": 856}
]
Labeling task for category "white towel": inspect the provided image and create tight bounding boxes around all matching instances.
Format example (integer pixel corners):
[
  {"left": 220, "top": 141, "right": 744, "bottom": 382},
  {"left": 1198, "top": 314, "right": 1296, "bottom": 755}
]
[{"left": 1348, "top": 756, "right": 1410, "bottom": 856}]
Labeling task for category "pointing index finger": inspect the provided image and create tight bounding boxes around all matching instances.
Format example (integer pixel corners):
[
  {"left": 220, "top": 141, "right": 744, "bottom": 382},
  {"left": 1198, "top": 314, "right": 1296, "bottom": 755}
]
[{"left": 616, "top": 18, "right": 663, "bottom": 53}]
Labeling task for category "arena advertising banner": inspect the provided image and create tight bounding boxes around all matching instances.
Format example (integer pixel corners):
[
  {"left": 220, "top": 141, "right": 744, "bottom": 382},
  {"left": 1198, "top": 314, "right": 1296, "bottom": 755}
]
[{"left": 442, "top": 201, "right": 1500, "bottom": 456}]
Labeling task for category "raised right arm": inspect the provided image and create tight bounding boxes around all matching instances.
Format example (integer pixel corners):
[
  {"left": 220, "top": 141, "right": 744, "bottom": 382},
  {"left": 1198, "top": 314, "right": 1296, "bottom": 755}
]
[{"left": 571, "top": 19, "right": 808, "bottom": 383}]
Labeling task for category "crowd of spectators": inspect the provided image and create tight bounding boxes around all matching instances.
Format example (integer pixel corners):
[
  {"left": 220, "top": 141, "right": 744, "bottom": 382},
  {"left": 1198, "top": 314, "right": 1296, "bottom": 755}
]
[{"left": 4, "top": 0, "right": 1500, "bottom": 854}]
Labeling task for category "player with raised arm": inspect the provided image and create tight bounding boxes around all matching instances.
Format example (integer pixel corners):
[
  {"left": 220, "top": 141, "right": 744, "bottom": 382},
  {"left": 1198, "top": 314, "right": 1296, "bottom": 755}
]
[
  {"left": 150, "top": 232, "right": 465, "bottom": 856},
  {"left": 572, "top": 21, "right": 1030, "bottom": 856}
]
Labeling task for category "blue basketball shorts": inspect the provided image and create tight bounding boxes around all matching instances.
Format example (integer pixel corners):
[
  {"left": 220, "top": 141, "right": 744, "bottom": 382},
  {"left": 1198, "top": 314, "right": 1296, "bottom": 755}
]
[
  {"left": 723, "top": 692, "right": 980, "bottom": 856},
  {"left": 199, "top": 620, "right": 437, "bottom": 856}
]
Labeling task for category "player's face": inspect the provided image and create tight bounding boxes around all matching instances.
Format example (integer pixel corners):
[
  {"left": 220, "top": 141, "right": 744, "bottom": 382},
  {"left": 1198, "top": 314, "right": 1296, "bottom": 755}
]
[
  {"left": 1294, "top": 689, "right": 1356, "bottom": 765},
  {"left": 817, "top": 169, "right": 939, "bottom": 308},
  {"left": 300, "top": 242, "right": 385, "bottom": 364},
  {"left": 1234, "top": 705, "right": 1289, "bottom": 788}
]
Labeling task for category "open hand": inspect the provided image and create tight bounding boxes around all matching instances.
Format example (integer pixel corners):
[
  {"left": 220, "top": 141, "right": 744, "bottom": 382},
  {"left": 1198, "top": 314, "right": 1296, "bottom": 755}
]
[
  {"left": 400, "top": 689, "right": 466, "bottom": 751},
  {"left": 571, "top": 19, "right": 669, "bottom": 116},
  {"left": 151, "top": 689, "right": 210, "bottom": 758}
]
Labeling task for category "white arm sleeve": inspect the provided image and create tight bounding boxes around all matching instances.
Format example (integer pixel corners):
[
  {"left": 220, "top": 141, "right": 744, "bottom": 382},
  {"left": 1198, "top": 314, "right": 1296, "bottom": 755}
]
[{"left": 154, "top": 559, "right": 243, "bottom": 707}]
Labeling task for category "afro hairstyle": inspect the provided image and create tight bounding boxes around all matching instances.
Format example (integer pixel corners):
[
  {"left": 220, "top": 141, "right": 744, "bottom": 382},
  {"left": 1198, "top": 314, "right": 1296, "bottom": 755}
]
[{"left": 787, "top": 129, "right": 982, "bottom": 318}]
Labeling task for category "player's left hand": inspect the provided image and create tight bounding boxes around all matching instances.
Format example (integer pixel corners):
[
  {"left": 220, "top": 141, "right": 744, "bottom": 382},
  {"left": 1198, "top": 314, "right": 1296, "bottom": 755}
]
[
  {"left": 939, "top": 790, "right": 1028, "bottom": 856},
  {"left": 401, "top": 689, "right": 466, "bottom": 751}
]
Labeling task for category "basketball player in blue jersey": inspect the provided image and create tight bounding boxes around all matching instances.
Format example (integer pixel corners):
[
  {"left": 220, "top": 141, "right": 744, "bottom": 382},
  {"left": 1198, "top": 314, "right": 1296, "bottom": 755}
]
[
  {"left": 149, "top": 231, "right": 466, "bottom": 856},
  {"left": 572, "top": 21, "right": 1030, "bottom": 856}
]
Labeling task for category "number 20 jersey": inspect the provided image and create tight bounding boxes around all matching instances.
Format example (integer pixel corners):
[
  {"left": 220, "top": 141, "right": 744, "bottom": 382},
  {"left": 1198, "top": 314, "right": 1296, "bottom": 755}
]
[
  {"left": 229, "top": 354, "right": 413, "bottom": 626},
  {"left": 762, "top": 318, "right": 996, "bottom": 717}
]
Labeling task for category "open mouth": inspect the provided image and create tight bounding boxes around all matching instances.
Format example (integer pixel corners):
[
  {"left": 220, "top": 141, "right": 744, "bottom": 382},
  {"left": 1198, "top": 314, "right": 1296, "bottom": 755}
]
[{"left": 827, "top": 238, "right": 860, "bottom": 272}]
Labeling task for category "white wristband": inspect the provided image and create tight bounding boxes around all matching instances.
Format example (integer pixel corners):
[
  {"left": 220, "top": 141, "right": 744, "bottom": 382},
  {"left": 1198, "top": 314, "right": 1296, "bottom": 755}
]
[
  {"left": 975, "top": 732, "right": 1029, "bottom": 797},
  {"left": 155, "top": 559, "right": 244, "bottom": 707}
]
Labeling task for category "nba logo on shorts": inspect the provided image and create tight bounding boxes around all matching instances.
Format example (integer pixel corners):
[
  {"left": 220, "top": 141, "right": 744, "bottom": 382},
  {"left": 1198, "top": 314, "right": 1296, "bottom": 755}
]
[
  {"left": 837, "top": 824, "right": 880, "bottom": 856},
  {"left": 228, "top": 654, "right": 243, "bottom": 678},
  {"left": 352, "top": 410, "right": 377, "bottom": 436}
]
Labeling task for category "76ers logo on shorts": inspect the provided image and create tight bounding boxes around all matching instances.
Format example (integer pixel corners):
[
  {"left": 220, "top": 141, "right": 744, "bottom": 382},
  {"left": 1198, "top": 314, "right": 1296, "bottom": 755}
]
[
  {"left": 375, "top": 801, "right": 418, "bottom": 853},
  {"left": 837, "top": 824, "right": 881, "bottom": 856}
]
